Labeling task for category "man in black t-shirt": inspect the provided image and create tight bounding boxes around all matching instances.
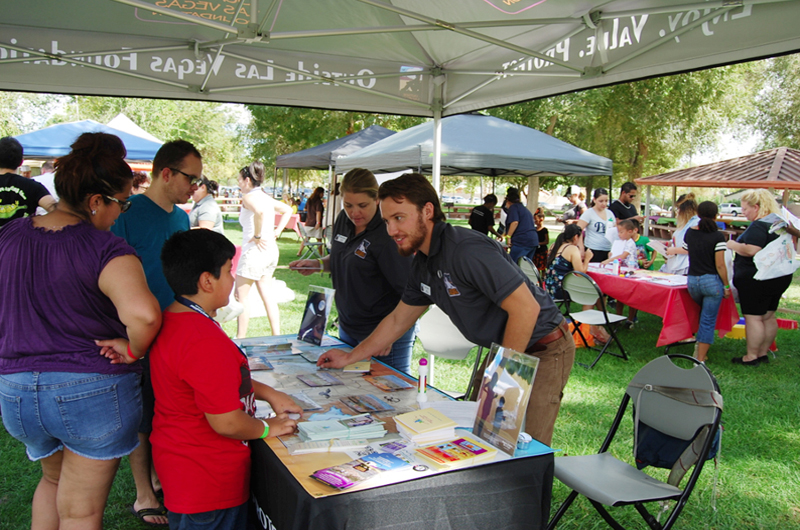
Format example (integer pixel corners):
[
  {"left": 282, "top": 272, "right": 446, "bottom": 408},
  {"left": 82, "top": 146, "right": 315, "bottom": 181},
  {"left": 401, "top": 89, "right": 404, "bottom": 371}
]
[
  {"left": 0, "top": 137, "right": 55, "bottom": 228},
  {"left": 468, "top": 193, "right": 502, "bottom": 238},
  {"left": 608, "top": 181, "right": 643, "bottom": 224}
]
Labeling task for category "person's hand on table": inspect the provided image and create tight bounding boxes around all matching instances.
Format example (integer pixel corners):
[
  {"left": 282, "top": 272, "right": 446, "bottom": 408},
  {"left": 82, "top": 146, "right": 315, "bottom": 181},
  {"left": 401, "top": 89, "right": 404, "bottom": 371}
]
[
  {"left": 96, "top": 338, "right": 140, "bottom": 364},
  {"left": 289, "top": 259, "right": 322, "bottom": 276},
  {"left": 316, "top": 348, "right": 354, "bottom": 369},
  {"left": 265, "top": 413, "right": 298, "bottom": 438},
  {"left": 268, "top": 390, "right": 303, "bottom": 416}
]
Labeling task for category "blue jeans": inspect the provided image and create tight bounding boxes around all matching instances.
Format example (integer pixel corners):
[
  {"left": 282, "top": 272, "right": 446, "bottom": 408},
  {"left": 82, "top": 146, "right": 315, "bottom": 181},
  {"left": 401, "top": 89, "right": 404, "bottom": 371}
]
[
  {"left": 510, "top": 245, "right": 536, "bottom": 264},
  {"left": 339, "top": 324, "right": 416, "bottom": 375},
  {"left": 0, "top": 371, "right": 141, "bottom": 461},
  {"left": 687, "top": 274, "right": 724, "bottom": 345},
  {"left": 168, "top": 501, "right": 247, "bottom": 530}
]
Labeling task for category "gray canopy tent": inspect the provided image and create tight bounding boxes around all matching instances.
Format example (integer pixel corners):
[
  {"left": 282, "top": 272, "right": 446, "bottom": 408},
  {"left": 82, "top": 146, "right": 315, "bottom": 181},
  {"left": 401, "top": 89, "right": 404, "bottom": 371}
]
[
  {"left": 336, "top": 113, "right": 612, "bottom": 211},
  {"left": 2, "top": 1, "right": 800, "bottom": 192},
  {"left": 276, "top": 125, "right": 396, "bottom": 226}
]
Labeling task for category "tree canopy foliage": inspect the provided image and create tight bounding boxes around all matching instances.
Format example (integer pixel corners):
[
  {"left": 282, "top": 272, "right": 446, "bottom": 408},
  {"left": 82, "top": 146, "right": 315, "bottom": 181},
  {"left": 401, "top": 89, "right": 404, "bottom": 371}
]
[{"left": 751, "top": 55, "right": 800, "bottom": 150}]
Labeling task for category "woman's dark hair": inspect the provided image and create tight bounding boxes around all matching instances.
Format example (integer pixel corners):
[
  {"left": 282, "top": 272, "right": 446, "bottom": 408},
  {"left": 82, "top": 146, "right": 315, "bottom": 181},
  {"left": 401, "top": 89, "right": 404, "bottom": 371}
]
[
  {"left": 54, "top": 132, "right": 132, "bottom": 215},
  {"left": 506, "top": 187, "right": 521, "bottom": 203},
  {"left": 198, "top": 176, "right": 219, "bottom": 196},
  {"left": 307, "top": 186, "right": 324, "bottom": 206},
  {"left": 132, "top": 171, "right": 150, "bottom": 190},
  {"left": 378, "top": 173, "right": 447, "bottom": 222},
  {"left": 161, "top": 229, "right": 236, "bottom": 296},
  {"left": 547, "top": 223, "right": 582, "bottom": 265},
  {"left": 590, "top": 187, "right": 608, "bottom": 208},
  {"left": 697, "top": 201, "right": 719, "bottom": 232},
  {"left": 241, "top": 160, "right": 265, "bottom": 186}
]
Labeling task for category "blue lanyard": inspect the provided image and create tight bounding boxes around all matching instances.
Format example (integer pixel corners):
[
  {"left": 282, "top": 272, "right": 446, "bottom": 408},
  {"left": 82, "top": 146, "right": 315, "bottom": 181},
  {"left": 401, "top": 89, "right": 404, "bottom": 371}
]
[{"left": 174, "top": 295, "right": 247, "bottom": 358}]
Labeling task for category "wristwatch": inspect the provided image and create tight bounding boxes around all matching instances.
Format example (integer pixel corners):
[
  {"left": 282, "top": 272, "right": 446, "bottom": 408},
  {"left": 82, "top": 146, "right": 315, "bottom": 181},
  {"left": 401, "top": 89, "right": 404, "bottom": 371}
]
[{"left": 254, "top": 235, "right": 261, "bottom": 239}]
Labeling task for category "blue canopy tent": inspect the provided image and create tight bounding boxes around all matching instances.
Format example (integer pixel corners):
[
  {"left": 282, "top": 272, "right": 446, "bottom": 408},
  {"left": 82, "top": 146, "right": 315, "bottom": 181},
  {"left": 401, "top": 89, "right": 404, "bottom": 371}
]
[{"left": 14, "top": 120, "right": 163, "bottom": 161}]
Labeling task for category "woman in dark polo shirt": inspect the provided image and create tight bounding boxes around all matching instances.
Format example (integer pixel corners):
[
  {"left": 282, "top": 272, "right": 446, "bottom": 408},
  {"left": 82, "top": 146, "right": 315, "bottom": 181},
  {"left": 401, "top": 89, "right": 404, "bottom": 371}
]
[{"left": 288, "top": 169, "right": 415, "bottom": 373}]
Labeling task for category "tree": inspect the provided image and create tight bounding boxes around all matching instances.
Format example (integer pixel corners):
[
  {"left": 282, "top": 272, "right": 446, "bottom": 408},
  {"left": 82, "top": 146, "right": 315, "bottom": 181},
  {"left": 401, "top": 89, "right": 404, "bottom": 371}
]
[
  {"left": 50, "top": 96, "right": 247, "bottom": 183},
  {"left": 751, "top": 55, "right": 800, "bottom": 149}
]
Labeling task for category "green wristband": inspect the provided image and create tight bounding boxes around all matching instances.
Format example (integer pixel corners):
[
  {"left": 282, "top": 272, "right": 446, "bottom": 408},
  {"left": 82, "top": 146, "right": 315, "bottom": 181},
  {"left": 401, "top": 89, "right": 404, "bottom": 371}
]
[
  {"left": 260, "top": 419, "right": 270, "bottom": 439},
  {"left": 317, "top": 258, "right": 324, "bottom": 273}
]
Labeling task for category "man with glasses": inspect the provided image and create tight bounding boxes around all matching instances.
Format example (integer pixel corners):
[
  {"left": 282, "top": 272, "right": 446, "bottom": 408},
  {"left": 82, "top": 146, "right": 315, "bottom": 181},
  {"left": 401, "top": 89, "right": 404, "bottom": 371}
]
[
  {"left": 609, "top": 181, "right": 644, "bottom": 224},
  {"left": 111, "top": 139, "right": 202, "bottom": 526}
]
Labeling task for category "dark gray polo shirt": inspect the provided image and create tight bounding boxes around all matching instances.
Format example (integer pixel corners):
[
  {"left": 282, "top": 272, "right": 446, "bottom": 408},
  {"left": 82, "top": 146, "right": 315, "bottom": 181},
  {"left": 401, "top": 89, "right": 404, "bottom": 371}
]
[
  {"left": 329, "top": 209, "right": 413, "bottom": 341},
  {"left": 402, "top": 222, "right": 562, "bottom": 349}
]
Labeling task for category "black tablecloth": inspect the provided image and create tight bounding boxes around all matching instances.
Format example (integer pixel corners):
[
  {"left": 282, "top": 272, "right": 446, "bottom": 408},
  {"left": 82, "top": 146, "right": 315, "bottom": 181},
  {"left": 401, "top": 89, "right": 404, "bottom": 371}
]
[{"left": 250, "top": 441, "right": 554, "bottom": 530}]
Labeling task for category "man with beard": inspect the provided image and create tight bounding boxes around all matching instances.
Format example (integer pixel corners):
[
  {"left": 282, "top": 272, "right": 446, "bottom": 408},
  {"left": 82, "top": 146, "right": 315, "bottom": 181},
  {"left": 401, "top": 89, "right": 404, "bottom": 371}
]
[{"left": 318, "top": 173, "right": 574, "bottom": 446}]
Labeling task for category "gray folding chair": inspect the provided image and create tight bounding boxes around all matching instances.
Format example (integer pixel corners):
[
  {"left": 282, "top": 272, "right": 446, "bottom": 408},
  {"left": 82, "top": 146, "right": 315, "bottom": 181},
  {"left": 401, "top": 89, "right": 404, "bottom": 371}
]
[
  {"left": 547, "top": 354, "right": 723, "bottom": 530},
  {"left": 416, "top": 305, "right": 484, "bottom": 400},
  {"left": 518, "top": 255, "right": 543, "bottom": 288},
  {"left": 297, "top": 222, "right": 325, "bottom": 261},
  {"left": 562, "top": 271, "right": 628, "bottom": 369}
]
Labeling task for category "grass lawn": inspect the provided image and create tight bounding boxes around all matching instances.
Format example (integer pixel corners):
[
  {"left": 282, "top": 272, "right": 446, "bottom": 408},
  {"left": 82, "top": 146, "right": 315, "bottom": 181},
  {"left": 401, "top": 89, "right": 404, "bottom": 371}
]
[{"left": 1, "top": 218, "right": 799, "bottom": 529}]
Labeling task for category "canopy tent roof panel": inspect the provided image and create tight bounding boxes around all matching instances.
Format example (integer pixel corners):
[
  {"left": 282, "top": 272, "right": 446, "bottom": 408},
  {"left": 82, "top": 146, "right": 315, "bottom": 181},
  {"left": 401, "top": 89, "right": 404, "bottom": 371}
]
[
  {"left": 13, "top": 119, "right": 164, "bottom": 161},
  {"left": 2, "top": 1, "right": 800, "bottom": 117},
  {"left": 335, "top": 114, "right": 612, "bottom": 177},
  {"left": 634, "top": 147, "right": 800, "bottom": 190},
  {"left": 276, "top": 125, "right": 396, "bottom": 170}
]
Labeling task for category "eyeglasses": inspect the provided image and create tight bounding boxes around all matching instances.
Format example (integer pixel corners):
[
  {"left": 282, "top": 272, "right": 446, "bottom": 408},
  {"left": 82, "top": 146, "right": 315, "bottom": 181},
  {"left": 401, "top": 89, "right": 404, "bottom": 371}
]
[
  {"left": 169, "top": 167, "right": 201, "bottom": 186},
  {"left": 104, "top": 195, "right": 132, "bottom": 213}
]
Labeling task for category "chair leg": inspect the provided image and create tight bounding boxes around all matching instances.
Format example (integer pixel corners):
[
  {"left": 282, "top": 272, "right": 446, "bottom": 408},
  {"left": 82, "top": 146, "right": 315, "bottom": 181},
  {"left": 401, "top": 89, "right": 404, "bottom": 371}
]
[
  {"left": 590, "top": 499, "right": 628, "bottom": 530},
  {"left": 546, "top": 490, "right": 579, "bottom": 530},
  {"left": 580, "top": 323, "right": 627, "bottom": 370},
  {"left": 634, "top": 502, "right": 665, "bottom": 530},
  {"left": 463, "top": 346, "right": 484, "bottom": 401}
]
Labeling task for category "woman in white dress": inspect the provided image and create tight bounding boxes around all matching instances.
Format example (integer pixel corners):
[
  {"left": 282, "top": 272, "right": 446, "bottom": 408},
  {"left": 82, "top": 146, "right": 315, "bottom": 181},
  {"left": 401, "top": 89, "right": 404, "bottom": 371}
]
[{"left": 236, "top": 161, "right": 293, "bottom": 338}]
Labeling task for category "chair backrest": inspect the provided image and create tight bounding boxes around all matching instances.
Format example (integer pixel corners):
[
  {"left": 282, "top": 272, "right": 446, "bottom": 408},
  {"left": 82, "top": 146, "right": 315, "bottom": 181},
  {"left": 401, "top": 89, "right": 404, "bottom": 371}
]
[
  {"left": 417, "top": 305, "right": 476, "bottom": 360},
  {"left": 518, "top": 256, "right": 541, "bottom": 286},
  {"left": 561, "top": 271, "right": 602, "bottom": 307},
  {"left": 626, "top": 355, "right": 721, "bottom": 441}
]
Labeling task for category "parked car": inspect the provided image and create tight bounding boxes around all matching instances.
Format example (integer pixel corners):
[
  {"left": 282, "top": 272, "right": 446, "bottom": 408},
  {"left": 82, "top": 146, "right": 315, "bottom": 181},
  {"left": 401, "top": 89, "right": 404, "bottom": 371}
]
[
  {"left": 641, "top": 204, "right": 666, "bottom": 215},
  {"left": 719, "top": 203, "right": 741, "bottom": 216}
]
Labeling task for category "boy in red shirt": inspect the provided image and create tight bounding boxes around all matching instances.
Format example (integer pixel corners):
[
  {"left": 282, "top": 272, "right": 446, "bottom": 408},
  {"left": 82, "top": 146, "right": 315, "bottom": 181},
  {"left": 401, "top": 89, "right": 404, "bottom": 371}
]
[{"left": 150, "top": 229, "right": 300, "bottom": 529}]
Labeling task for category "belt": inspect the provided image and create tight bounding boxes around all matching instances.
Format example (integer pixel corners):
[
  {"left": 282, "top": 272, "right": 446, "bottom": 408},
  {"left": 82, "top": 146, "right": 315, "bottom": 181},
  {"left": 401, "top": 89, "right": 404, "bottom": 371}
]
[{"left": 526, "top": 320, "right": 569, "bottom": 353}]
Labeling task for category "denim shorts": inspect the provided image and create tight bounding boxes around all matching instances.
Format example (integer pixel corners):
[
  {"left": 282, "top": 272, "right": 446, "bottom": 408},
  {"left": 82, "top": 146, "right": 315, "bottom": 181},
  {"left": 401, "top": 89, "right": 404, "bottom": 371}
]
[
  {"left": 168, "top": 502, "right": 247, "bottom": 530},
  {"left": 0, "top": 371, "right": 142, "bottom": 461}
]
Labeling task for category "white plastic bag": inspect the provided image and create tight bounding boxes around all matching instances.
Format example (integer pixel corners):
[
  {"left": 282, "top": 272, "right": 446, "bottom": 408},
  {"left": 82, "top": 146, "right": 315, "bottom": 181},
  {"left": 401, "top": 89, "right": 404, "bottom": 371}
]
[
  {"left": 753, "top": 233, "right": 799, "bottom": 280},
  {"left": 724, "top": 248, "right": 739, "bottom": 303}
]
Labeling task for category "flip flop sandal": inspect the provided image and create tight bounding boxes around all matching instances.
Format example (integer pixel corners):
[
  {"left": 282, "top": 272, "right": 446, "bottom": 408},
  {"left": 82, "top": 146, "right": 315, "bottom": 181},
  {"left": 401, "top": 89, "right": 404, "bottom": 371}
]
[{"left": 128, "top": 504, "right": 169, "bottom": 527}]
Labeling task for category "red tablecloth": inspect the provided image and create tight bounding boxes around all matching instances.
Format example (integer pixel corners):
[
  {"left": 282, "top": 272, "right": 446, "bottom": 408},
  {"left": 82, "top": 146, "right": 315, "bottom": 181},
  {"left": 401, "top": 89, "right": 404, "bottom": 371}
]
[
  {"left": 277, "top": 213, "right": 302, "bottom": 239},
  {"left": 586, "top": 270, "right": 740, "bottom": 347}
]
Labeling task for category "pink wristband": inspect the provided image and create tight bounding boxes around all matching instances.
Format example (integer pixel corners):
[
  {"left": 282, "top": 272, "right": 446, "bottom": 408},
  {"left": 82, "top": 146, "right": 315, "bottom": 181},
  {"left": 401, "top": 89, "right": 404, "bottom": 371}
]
[{"left": 127, "top": 343, "right": 141, "bottom": 360}]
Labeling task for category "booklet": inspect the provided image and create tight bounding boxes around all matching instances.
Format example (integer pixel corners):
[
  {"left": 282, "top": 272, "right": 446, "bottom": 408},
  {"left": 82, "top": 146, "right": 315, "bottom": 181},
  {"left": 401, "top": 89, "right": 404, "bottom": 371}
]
[
  {"left": 363, "top": 375, "right": 414, "bottom": 392},
  {"left": 472, "top": 343, "right": 539, "bottom": 456},
  {"left": 394, "top": 408, "right": 457, "bottom": 444},
  {"left": 343, "top": 361, "right": 372, "bottom": 373},
  {"left": 311, "top": 452, "right": 410, "bottom": 490},
  {"left": 415, "top": 437, "right": 497, "bottom": 470},
  {"left": 289, "top": 392, "right": 323, "bottom": 411},
  {"left": 247, "top": 356, "right": 274, "bottom": 371},
  {"left": 297, "top": 286, "right": 335, "bottom": 346}
]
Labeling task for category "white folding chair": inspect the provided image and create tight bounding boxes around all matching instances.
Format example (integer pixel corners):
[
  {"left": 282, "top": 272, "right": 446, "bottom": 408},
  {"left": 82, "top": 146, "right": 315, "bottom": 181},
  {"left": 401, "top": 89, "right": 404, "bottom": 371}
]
[
  {"left": 416, "top": 305, "right": 484, "bottom": 400},
  {"left": 518, "top": 255, "right": 543, "bottom": 287},
  {"left": 562, "top": 271, "right": 628, "bottom": 369},
  {"left": 297, "top": 222, "right": 325, "bottom": 261}
]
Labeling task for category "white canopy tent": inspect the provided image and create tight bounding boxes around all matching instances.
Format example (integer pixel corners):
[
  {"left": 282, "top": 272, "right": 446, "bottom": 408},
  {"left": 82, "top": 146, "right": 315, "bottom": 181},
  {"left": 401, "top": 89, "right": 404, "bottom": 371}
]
[{"left": 3, "top": 1, "right": 800, "bottom": 190}]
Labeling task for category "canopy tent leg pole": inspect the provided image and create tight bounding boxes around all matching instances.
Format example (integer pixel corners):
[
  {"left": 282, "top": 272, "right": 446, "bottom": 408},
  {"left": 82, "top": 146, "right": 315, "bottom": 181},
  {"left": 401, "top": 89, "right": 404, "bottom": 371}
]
[
  {"left": 644, "top": 185, "right": 652, "bottom": 237},
  {"left": 528, "top": 176, "right": 540, "bottom": 215},
  {"left": 432, "top": 78, "right": 444, "bottom": 197},
  {"left": 282, "top": 168, "right": 289, "bottom": 199}
]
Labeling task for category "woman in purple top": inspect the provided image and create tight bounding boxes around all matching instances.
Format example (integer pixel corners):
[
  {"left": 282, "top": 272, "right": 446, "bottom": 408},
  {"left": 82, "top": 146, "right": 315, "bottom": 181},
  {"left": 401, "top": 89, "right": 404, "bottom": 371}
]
[{"left": 0, "top": 133, "right": 162, "bottom": 529}]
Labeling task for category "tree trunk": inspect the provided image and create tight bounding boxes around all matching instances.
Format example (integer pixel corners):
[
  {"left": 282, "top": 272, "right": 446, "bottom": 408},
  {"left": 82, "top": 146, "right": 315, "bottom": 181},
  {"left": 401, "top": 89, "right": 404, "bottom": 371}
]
[
  {"left": 546, "top": 115, "right": 557, "bottom": 136},
  {"left": 629, "top": 138, "right": 648, "bottom": 180}
]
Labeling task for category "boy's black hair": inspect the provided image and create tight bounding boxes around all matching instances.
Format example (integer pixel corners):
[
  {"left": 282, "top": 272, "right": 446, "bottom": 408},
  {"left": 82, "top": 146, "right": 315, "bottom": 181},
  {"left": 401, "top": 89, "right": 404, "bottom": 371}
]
[
  {"left": 0, "top": 136, "right": 24, "bottom": 170},
  {"left": 161, "top": 229, "right": 235, "bottom": 296}
]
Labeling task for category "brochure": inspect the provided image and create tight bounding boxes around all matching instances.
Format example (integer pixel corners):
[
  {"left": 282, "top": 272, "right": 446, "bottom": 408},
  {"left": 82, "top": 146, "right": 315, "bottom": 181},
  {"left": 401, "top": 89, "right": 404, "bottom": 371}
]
[
  {"left": 363, "top": 375, "right": 414, "bottom": 392},
  {"left": 311, "top": 452, "right": 410, "bottom": 490},
  {"left": 289, "top": 392, "right": 323, "bottom": 411},
  {"left": 297, "top": 286, "right": 335, "bottom": 346},
  {"left": 339, "top": 394, "right": 395, "bottom": 414},
  {"left": 472, "top": 343, "right": 539, "bottom": 456},
  {"left": 297, "top": 372, "right": 344, "bottom": 387},
  {"left": 394, "top": 408, "right": 457, "bottom": 444},
  {"left": 247, "top": 356, "right": 274, "bottom": 371}
]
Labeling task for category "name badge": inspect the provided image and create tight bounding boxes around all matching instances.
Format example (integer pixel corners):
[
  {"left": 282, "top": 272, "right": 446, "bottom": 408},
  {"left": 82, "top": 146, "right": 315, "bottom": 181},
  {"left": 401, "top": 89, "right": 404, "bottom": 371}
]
[
  {"left": 335, "top": 234, "right": 348, "bottom": 243},
  {"left": 421, "top": 283, "right": 431, "bottom": 296}
]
